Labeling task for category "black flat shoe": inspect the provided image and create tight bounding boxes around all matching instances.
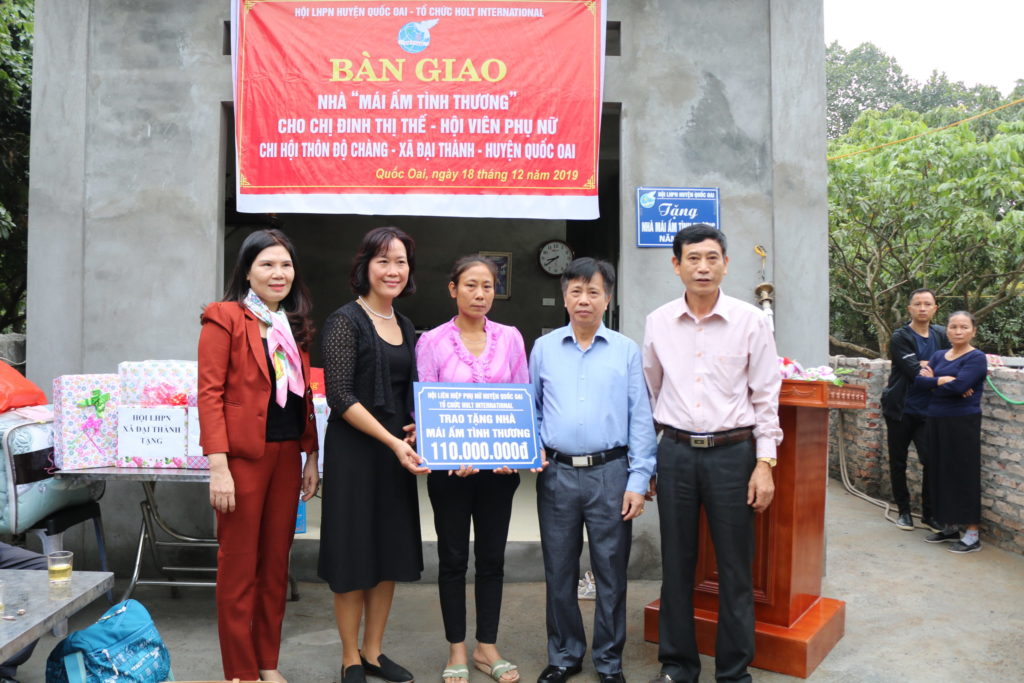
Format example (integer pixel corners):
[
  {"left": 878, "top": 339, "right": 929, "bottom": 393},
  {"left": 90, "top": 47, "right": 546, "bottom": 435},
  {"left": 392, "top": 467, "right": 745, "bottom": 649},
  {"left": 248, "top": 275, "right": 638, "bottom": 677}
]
[
  {"left": 537, "top": 664, "right": 583, "bottom": 683},
  {"left": 361, "top": 653, "right": 414, "bottom": 683},
  {"left": 343, "top": 665, "right": 368, "bottom": 683},
  {"left": 599, "top": 674, "right": 625, "bottom": 683}
]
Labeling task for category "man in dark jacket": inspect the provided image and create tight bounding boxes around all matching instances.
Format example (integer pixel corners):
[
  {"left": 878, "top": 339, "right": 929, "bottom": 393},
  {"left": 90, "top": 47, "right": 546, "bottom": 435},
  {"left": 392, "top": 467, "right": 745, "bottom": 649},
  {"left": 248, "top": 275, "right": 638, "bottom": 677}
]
[{"left": 880, "top": 288, "right": 949, "bottom": 532}]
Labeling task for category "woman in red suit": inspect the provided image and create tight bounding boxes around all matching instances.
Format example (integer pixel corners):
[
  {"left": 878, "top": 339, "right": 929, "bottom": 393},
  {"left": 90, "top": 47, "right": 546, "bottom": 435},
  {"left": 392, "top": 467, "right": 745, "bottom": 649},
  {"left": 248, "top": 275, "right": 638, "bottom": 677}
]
[{"left": 198, "top": 228, "right": 320, "bottom": 683}]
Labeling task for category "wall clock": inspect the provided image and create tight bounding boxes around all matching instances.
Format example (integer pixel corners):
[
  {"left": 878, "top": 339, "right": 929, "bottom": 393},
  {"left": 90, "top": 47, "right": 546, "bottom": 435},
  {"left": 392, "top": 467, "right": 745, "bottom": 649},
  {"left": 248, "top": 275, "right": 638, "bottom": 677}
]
[{"left": 538, "top": 240, "right": 574, "bottom": 276}]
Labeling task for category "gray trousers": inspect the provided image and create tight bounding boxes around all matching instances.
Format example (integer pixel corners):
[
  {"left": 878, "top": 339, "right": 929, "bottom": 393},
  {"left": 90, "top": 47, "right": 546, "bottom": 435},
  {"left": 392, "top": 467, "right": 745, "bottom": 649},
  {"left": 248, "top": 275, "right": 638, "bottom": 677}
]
[
  {"left": 0, "top": 542, "right": 48, "bottom": 678},
  {"left": 537, "top": 456, "right": 631, "bottom": 674}
]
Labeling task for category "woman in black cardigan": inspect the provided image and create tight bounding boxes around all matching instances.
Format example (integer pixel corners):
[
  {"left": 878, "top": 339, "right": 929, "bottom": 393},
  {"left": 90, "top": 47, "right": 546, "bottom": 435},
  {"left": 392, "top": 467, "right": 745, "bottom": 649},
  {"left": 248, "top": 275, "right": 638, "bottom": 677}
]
[{"left": 319, "top": 227, "right": 428, "bottom": 683}]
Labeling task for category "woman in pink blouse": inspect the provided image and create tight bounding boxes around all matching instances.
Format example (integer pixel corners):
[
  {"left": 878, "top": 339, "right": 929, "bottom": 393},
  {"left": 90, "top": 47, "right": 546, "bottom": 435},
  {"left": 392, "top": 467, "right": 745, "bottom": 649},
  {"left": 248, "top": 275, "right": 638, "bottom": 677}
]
[{"left": 415, "top": 255, "right": 528, "bottom": 683}]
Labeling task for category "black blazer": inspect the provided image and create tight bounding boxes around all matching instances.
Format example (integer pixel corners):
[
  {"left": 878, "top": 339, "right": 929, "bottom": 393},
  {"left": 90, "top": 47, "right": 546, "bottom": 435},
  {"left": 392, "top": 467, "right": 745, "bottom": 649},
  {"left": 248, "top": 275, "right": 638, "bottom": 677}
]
[{"left": 321, "top": 300, "right": 418, "bottom": 422}]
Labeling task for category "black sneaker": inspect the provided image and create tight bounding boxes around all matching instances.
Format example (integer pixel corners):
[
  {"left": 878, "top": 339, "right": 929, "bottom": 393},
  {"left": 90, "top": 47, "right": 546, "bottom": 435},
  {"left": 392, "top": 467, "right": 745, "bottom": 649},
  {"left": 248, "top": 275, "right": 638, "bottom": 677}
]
[
  {"left": 361, "top": 654, "right": 414, "bottom": 683},
  {"left": 947, "top": 539, "right": 981, "bottom": 554},
  {"left": 924, "top": 528, "right": 959, "bottom": 543},
  {"left": 920, "top": 517, "right": 944, "bottom": 533},
  {"left": 895, "top": 512, "right": 914, "bottom": 530}
]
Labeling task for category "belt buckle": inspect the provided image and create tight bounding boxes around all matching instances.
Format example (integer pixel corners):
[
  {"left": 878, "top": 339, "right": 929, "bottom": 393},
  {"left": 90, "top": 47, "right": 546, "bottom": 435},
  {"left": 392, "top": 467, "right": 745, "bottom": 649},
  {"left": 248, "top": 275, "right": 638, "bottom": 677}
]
[
  {"left": 571, "top": 455, "right": 592, "bottom": 467},
  {"left": 689, "top": 434, "right": 714, "bottom": 448}
]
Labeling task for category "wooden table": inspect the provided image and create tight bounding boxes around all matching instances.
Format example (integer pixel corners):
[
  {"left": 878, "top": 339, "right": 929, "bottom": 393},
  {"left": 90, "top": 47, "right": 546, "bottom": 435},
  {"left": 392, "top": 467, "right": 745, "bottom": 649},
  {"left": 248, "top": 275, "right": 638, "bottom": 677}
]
[{"left": 0, "top": 569, "right": 113, "bottom": 660}]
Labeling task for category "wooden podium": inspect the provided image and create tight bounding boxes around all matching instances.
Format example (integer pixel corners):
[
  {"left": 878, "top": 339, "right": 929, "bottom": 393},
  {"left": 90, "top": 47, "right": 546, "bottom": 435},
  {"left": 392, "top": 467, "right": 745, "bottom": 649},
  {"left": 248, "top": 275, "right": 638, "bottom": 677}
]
[{"left": 643, "top": 380, "right": 866, "bottom": 678}]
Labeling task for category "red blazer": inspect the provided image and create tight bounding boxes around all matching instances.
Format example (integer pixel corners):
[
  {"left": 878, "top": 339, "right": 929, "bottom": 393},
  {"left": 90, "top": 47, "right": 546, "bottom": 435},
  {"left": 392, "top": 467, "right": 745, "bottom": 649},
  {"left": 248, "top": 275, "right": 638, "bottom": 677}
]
[{"left": 198, "top": 301, "right": 317, "bottom": 460}]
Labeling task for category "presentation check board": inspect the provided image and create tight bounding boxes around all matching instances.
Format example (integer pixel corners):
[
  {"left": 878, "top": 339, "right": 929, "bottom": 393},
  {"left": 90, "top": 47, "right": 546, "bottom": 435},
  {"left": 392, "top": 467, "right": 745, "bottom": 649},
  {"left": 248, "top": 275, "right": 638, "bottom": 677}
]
[{"left": 414, "top": 382, "right": 541, "bottom": 470}]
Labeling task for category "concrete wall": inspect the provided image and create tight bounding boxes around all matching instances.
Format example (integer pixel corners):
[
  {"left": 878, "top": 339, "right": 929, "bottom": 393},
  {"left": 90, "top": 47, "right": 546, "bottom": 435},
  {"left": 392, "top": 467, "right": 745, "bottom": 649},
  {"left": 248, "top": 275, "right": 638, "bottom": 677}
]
[
  {"left": 612, "top": 0, "right": 828, "bottom": 366},
  {"left": 607, "top": 0, "right": 827, "bottom": 566},
  {"left": 25, "top": 0, "right": 828, "bottom": 576},
  {"left": 26, "top": 0, "right": 232, "bottom": 568}
]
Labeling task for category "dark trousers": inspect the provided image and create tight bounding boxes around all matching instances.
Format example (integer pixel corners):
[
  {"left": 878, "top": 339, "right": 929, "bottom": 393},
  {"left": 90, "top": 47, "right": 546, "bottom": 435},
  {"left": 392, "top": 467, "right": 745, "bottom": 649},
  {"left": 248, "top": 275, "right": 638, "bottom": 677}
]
[
  {"left": 884, "top": 413, "right": 932, "bottom": 518},
  {"left": 928, "top": 413, "right": 982, "bottom": 525},
  {"left": 537, "top": 456, "right": 631, "bottom": 675},
  {"left": 656, "top": 437, "right": 756, "bottom": 683},
  {"left": 216, "top": 440, "right": 301, "bottom": 680},
  {"left": 428, "top": 470, "right": 519, "bottom": 644},
  {"left": 0, "top": 542, "right": 48, "bottom": 678}
]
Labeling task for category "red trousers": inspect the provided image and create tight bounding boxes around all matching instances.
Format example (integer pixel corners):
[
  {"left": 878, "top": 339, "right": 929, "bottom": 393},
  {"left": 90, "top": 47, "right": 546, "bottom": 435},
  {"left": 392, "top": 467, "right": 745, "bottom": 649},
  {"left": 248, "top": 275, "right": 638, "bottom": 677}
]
[{"left": 216, "top": 440, "right": 301, "bottom": 680}]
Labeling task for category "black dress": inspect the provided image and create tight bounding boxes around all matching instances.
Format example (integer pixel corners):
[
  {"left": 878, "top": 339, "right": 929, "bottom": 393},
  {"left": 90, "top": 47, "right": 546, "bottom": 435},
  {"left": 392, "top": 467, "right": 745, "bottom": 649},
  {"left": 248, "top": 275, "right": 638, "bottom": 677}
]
[{"left": 318, "top": 301, "right": 423, "bottom": 593}]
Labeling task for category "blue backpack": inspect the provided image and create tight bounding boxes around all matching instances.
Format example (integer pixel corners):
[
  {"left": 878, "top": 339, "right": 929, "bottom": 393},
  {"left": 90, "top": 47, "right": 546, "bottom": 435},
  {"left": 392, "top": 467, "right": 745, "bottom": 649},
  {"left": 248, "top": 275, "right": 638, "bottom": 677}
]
[{"left": 45, "top": 599, "right": 172, "bottom": 682}]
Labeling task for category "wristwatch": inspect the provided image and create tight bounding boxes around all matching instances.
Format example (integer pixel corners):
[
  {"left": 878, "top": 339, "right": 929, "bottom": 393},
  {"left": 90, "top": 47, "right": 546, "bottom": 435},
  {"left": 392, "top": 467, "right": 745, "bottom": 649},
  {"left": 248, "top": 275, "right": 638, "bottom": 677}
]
[{"left": 757, "top": 457, "right": 777, "bottom": 468}]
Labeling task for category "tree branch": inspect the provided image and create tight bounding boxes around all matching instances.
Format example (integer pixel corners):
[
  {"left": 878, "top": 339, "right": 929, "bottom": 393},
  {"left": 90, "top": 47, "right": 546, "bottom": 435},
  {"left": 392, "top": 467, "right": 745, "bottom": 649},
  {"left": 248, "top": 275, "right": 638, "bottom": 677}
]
[{"left": 829, "top": 335, "right": 881, "bottom": 358}]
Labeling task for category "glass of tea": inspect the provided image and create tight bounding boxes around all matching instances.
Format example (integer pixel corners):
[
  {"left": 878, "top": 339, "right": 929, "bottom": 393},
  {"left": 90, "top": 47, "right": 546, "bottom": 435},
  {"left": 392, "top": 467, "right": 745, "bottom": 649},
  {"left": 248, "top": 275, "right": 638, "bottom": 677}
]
[{"left": 47, "top": 550, "right": 74, "bottom": 583}]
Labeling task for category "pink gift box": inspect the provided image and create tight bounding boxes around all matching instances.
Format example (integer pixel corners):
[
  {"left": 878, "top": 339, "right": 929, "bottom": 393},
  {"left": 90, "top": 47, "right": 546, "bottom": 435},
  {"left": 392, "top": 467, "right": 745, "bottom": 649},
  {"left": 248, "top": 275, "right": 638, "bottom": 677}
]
[
  {"left": 52, "top": 374, "right": 120, "bottom": 470},
  {"left": 118, "top": 360, "right": 206, "bottom": 469},
  {"left": 118, "top": 360, "right": 197, "bottom": 407}
]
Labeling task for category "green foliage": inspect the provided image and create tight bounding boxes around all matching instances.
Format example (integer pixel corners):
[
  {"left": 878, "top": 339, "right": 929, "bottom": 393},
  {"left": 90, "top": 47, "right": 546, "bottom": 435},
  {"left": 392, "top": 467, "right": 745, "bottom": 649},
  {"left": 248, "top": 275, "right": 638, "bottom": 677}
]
[
  {"left": 826, "top": 41, "right": 915, "bottom": 139},
  {"left": 826, "top": 41, "right": 1021, "bottom": 140},
  {"left": 0, "top": 0, "right": 32, "bottom": 333},
  {"left": 973, "top": 297, "right": 1024, "bottom": 356},
  {"left": 827, "top": 40, "right": 1024, "bottom": 357},
  {"left": 828, "top": 107, "right": 1024, "bottom": 356}
]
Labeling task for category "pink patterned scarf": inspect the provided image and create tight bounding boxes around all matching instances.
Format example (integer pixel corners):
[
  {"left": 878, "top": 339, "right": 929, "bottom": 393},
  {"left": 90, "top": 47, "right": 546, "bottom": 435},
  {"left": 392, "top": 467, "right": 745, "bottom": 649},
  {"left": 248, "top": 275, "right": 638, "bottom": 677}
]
[{"left": 244, "top": 289, "right": 304, "bottom": 407}]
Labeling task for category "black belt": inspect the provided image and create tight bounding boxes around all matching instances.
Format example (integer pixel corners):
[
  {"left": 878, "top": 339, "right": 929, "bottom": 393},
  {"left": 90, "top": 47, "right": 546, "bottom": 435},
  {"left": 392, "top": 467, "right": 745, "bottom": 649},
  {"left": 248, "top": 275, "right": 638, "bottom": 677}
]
[
  {"left": 549, "top": 445, "right": 628, "bottom": 468},
  {"left": 660, "top": 426, "right": 754, "bottom": 449}
]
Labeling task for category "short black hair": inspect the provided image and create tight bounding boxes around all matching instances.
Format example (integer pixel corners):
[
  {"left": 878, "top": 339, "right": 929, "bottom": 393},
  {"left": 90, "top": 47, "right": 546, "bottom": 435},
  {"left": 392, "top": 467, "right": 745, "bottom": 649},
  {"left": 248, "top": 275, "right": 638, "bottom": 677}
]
[
  {"left": 560, "top": 257, "right": 615, "bottom": 296},
  {"left": 908, "top": 288, "right": 937, "bottom": 304},
  {"left": 672, "top": 224, "right": 726, "bottom": 259},
  {"left": 350, "top": 226, "right": 417, "bottom": 298}
]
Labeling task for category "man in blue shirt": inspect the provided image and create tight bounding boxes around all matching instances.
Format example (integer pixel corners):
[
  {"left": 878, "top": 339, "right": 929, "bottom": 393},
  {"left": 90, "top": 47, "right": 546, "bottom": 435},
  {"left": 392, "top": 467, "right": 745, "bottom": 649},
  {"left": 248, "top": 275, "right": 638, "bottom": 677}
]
[{"left": 530, "top": 258, "right": 657, "bottom": 683}]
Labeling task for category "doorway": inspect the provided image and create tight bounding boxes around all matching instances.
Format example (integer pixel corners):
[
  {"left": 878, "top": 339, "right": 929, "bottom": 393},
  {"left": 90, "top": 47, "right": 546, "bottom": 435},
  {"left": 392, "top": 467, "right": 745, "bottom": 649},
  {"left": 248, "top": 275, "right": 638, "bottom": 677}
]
[{"left": 220, "top": 103, "right": 622, "bottom": 542}]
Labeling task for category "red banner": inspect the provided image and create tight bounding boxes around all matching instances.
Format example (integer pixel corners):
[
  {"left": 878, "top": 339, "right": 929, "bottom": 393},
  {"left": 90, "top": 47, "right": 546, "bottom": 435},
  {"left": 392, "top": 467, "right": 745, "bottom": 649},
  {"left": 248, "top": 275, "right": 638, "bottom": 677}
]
[{"left": 232, "top": 0, "right": 604, "bottom": 218}]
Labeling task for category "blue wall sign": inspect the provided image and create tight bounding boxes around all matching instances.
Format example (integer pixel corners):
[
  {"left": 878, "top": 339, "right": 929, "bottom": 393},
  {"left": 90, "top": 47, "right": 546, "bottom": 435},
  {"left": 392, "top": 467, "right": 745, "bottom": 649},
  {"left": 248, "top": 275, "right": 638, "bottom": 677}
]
[
  {"left": 414, "top": 382, "right": 542, "bottom": 470},
  {"left": 636, "top": 186, "right": 720, "bottom": 247}
]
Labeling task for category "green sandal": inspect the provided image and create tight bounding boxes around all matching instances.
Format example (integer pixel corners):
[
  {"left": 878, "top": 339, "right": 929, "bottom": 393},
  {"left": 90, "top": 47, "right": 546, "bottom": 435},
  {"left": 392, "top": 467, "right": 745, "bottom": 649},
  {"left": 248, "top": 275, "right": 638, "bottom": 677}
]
[
  {"left": 474, "top": 659, "right": 520, "bottom": 683},
  {"left": 443, "top": 664, "right": 470, "bottom": 683}
]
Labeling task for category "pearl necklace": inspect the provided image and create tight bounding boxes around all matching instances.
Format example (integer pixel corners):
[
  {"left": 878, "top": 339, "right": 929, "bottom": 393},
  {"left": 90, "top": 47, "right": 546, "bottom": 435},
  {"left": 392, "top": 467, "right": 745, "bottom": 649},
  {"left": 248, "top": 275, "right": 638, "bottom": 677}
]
[{"left": 358, "top": 296, "right": 395, "bottom": 320}]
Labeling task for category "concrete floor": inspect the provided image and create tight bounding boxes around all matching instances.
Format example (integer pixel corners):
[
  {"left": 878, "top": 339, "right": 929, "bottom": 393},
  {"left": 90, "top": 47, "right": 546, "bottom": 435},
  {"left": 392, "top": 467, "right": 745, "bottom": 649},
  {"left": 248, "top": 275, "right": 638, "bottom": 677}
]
[{"left": 15, "top": 479, "right": 1024, "bottom": 682}]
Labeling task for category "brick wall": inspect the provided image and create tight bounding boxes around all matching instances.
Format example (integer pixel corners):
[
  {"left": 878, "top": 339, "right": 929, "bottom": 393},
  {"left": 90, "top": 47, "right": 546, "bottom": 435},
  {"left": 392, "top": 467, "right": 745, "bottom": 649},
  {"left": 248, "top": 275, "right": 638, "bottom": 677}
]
[{"left": 827, "top": 356, "right": 1024, "bottom": 556}]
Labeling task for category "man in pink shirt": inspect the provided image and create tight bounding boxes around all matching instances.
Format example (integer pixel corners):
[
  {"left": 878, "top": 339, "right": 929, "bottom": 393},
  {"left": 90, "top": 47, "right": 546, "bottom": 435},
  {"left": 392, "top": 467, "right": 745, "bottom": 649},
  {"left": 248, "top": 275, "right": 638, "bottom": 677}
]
[{"left": 642, "top": 224, "right": 782, "bottom": 683}]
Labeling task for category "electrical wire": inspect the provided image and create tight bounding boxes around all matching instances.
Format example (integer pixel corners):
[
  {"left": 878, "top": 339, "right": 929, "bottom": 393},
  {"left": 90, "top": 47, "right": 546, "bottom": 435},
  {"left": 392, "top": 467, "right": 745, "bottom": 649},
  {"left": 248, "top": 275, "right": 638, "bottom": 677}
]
[
  {"left": 827, "top": 96, "right": 1024, "bottom": 162},
  {"left": 835, "top": 410, "right": 896, "bottom": 524}
]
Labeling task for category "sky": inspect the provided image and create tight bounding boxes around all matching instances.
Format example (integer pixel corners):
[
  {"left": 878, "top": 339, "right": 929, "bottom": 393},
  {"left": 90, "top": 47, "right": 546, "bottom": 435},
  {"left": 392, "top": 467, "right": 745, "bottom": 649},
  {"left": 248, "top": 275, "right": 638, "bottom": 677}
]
[{"left": 824, "top": 0, "right": 1023, "bottom": 96}]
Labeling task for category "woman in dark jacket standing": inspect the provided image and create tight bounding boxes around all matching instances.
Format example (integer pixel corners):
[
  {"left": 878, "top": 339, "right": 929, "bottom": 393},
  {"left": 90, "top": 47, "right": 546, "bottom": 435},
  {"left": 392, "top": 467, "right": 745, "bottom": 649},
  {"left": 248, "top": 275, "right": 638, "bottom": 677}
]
[
  {"left": 198, "top": 228, "right": 320, "bottom": 683},
  {"left": 915, "top": 311, "right": 987, "bottom": 554},
  {"left": 319, "top": 226, "right": 428, "bottom": 683}
]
